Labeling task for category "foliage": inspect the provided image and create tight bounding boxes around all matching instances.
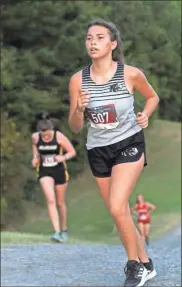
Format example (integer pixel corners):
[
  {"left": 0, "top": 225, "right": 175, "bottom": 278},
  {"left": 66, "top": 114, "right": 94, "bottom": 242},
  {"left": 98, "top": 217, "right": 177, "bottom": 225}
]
[
  {"left": 0, "top": 113, "right": 28, "bottom": 227},
  {"left": 105, "top": 0, "right": 181, "bottom": 120},
  {"left": 1, "top": 1, "right": 181, "bottom": 227}
]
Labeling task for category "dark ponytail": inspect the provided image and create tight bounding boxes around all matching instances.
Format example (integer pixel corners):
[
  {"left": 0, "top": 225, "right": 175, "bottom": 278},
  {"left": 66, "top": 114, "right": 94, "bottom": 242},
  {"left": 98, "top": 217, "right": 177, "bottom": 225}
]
[
  {"left": 31, "top": 112, "right": 60, "bottom": 132},
  {"left": 36, "top": 112, "right": 54, "bottom": 132},
  {"left": 35, "top": 112, "right": 50, "bottom": 121},
  {"left": 87, "top": 19, "right": 124, "bottom": 63}
]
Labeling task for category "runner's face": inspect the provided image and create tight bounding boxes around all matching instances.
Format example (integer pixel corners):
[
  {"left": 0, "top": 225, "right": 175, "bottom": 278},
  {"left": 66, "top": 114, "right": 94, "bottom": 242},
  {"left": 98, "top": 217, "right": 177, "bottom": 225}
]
[
  {"left": 40, "top": 129, "right": 53, "bottom": 140},
  {"left": 137, "top": 195, "right": 144, "bottom": 203},
  {"left": 85, "top": 25, "right": 117, "bottom": 59}
]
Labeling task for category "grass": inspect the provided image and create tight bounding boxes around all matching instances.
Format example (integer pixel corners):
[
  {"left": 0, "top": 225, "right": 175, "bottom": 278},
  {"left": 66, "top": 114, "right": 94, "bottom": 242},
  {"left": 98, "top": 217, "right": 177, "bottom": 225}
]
[
  {"left": 1, "top": 232, "right": 96, "bottom": 245},
  {"left": 1, "top": 119, "right": 181, "bottom": 245}
]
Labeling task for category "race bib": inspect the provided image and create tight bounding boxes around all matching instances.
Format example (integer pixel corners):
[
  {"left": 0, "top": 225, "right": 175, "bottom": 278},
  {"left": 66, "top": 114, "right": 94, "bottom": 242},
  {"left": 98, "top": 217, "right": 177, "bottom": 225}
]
[
  {"left": 42, "top": 155, "right": 58, "bottom": 167},
  {"left": 86, "top": 104, "right": 119, "bottom": 129},
  {"left": 139, "top": 214, "right": 147, "bottom": 220}
]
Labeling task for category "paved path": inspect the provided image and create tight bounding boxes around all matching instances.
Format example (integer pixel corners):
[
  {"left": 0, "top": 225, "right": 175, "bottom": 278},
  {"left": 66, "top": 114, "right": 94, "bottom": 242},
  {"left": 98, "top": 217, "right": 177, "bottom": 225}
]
[{"left": 1, "top": 227, "right": 181, "bottom": 286}]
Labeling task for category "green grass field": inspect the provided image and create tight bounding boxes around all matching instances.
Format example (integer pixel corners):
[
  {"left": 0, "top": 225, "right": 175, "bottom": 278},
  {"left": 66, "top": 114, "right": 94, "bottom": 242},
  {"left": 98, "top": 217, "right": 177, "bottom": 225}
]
[{"left": 1, "top": 120, "right": 181, "bottom": 245}]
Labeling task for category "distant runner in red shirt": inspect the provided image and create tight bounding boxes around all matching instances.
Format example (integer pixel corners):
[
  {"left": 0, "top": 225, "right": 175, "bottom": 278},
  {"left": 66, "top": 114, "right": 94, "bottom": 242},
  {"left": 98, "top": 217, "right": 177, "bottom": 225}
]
[{"left": 131, "top": 194, "right": 156, "bottom": 245}]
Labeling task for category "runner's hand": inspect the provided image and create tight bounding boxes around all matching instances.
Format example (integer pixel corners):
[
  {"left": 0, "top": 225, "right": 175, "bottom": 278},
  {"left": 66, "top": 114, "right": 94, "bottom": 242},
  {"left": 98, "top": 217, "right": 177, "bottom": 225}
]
[
  {"left": 77, "top": 90, "right": 90, "bottom": 112},
  {"left": 136, "top": 112, "right": 148, "bottom": 128},
  {"left": 32, "top": 157, "right": 39, "bottom": 168},
  {"left": 54, "top": 155, "right": 65, "bottom": 163}
]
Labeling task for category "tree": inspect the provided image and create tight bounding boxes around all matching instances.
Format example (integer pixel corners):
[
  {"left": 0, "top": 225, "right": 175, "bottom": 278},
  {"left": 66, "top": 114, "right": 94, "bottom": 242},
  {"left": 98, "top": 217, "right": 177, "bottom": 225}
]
[
  {"left": 1, "top": 1, "right": 181, "bottom": 227},
  {"left": 104, "top": 0, "right": 181, "bottom": 121},
  {"left": 1, "top": 113, "right": 29, "bottom": 227},
  {"left": 1, "top": 0, "right": 110, "bottom": 226}
]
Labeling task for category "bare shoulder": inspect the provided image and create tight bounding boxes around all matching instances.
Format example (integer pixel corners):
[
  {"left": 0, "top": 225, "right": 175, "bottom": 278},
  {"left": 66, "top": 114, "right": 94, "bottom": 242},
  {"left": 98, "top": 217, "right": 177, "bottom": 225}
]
[
  {"left": 56, "top": 131, "right": 68, "bottom": 142},
  {"left": 56, "top": 130, "right": 64, "bottom": 138},
  {"left": 69, "top": 70, "right": 82, "bottom": 89},
  {"left": 32, "top": 132, "right": 39, "bottom": 144},
  {"left": 124, "top": 65, "right": 145, "bottom": 80},
  {"left": 146, "top": 201, "right": 155, "bottom": 206}
]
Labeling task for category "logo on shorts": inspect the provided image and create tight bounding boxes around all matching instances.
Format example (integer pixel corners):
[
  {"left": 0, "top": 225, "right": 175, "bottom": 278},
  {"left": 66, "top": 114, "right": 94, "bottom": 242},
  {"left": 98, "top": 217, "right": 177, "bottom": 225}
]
[{"left": 122, "top": 147, "right": 138, "bottom": 156}]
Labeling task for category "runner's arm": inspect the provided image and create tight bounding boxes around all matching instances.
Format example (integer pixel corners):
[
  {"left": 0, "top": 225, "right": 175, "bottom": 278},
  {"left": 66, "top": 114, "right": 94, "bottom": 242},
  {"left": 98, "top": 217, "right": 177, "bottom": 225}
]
[
  {"left": 56, "top": 132, "right": 76, "bottom": 161},
  {"left": 146, "top": 202, "right": 156, "bottom": 214},
  {"left": 68, "top": 72, "right": 84, "bottom": 133},
  {"left": 32, "top": 133, "right": 39, "bottom": 159},
  {"left": 130, "top": 204, "right": 138, "bottom": 216},
  {"left": 132, "top": 67, "right": 160, "bottom": 118}
]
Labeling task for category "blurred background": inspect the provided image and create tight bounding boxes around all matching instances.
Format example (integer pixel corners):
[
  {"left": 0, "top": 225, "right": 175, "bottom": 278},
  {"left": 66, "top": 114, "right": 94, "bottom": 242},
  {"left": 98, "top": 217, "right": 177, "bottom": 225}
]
[{"left": 1, "top": 0, "right": 181, "bottom": 244}]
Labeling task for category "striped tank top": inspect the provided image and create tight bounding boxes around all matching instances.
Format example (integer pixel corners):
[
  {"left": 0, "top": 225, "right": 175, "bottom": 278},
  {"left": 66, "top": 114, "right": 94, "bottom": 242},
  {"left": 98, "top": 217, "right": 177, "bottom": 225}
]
[{"left": 82, "top": 61, "right": 141, "bottom": 149}]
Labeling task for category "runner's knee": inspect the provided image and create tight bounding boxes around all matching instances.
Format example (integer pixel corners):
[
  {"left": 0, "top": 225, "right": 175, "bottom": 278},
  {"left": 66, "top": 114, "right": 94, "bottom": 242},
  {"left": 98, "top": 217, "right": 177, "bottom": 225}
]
[
  {"left": 57, "top": 200, "right": 66, "bottom": 208},
  {"left": 109, "top": 202, "right": 128, "bottom": 219},
  {"left": 47, "top": 198, "right": 56, "bottom": 206}
]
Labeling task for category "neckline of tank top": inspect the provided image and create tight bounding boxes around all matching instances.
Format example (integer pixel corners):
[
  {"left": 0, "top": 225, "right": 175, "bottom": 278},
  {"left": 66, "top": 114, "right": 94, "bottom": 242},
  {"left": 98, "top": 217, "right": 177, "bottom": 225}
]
[
  {"left": 138, "top": 202, "right": 147, "bottom": 206},
  {"left": 39, "top": 130, "right": 56, "bottom": 143},
  {"left": 88, "top": 61, "right": 123, "bottom": 86}
]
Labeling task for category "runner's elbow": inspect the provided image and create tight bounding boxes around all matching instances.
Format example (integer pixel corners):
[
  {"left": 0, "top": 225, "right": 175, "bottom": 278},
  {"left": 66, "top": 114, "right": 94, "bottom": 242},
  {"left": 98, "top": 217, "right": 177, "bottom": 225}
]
[
  {"left": 69, "top": 119, "right": 83, "bottom": 134},
  {"left": 72, "top": 150, "right": 77, "bottom": 157},
  {"left": 69, "top": 124, "right": 83, "bottom": 134}
]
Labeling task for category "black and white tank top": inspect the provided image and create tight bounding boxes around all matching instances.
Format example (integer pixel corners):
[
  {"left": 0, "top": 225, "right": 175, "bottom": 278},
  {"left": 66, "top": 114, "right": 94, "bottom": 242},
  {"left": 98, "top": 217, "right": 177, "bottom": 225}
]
[
  {"left": 82, "top": 61, "right": 141, "bottom": 149},
  {"left": 36, "top": 131, "right": 60, "bottom": 168}
]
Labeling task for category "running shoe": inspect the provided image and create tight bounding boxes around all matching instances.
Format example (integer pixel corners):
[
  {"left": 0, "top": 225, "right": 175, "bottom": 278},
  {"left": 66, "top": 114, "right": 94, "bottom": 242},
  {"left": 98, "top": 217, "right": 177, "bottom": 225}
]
[
  {"left": 124, "top": 260, "right": 148, "bottom": 286},
  {"left": 60, "top": 230, "right": 68, "bottom": 242},
  {"left": 51, "top": 232, "right": 63, "bottom": 243},
  {"left": 145, "top": 236, "right": 149, "bottom": 246},
  {"left": 143, "top": 258, "right": 157, "bottom": 282}
]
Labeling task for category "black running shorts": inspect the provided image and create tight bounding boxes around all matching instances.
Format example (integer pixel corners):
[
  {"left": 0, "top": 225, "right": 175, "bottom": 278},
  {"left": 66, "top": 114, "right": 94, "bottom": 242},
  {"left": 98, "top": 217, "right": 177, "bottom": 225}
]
[
  {"left": 38, "top": 163, "right": 69, "bottom": 185},
  {"left": 87, "top": 130, "right": 147, "bottom": 178}
]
